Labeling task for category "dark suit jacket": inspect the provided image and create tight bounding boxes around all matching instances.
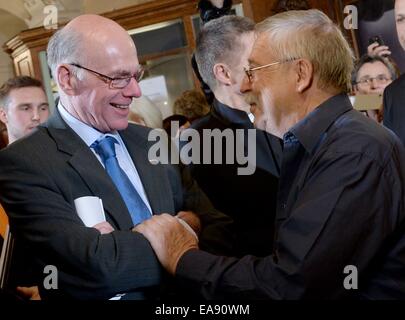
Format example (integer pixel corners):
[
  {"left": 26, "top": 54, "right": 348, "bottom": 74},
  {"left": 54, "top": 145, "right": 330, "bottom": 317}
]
[
  {"left": 183, "top": 99, "right": 282, "bottom": 257},
  {"left": 0, "top": 110, "right": 232, "bottom": 300},
  {"left": 383, "top": 73, "right": 405, "bottom": 146}
]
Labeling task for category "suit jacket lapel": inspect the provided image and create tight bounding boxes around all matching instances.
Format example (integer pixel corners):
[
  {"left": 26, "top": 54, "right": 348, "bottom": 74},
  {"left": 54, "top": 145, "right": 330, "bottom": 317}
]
[
  {"left": 120, "top": 127, "right": 174, "bottom": 215},
  {"left": 45, "top": 111, "right": 134, "bottom": 229}
]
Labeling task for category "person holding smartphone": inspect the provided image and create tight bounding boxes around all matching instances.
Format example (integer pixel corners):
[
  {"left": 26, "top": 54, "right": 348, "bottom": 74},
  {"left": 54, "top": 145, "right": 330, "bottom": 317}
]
[{"left": 367, "top": 35, "right": 392, "bottom": 57}]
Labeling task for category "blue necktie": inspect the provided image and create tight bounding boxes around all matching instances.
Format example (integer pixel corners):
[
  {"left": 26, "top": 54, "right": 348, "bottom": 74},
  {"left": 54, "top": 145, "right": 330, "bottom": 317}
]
[{"left": 91, "top": 136, "right": 150, "bottom": 226}]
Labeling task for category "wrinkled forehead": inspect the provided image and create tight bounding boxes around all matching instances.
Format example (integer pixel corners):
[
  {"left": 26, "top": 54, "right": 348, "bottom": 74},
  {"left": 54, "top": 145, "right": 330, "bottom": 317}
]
[
  {"left": 5, "top": 87, "right": 47, "bottom": 108},
  {"left": 357, "top": 61, "right": 391, "bottom": 78},
  {"left": 84, "top": 35, "right": 139, "bottom": 73}
]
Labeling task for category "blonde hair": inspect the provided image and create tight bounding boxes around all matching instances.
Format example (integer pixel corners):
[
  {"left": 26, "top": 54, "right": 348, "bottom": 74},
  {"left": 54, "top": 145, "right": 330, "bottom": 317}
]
[{"left": 256, "top": 9, "right": 354, "bottom": 93}]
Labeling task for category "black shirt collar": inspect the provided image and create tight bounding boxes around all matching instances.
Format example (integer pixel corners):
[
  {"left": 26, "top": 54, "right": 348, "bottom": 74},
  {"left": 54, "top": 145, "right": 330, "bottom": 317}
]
[
  {"left": 288, "top": 94, "right": 353, "bottom": 154},
  {"left": 213, "top": 98, "right": 253, "bottom": 126}
]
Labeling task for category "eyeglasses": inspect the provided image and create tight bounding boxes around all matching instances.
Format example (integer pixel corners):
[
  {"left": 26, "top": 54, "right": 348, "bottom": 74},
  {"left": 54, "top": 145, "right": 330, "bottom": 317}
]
[
  {"left": 244, "top": 58, "right": 298, "bottom": 83},
  {"left": 69, "top": 63, "right": 145, "bottom": 89},
  {"left": 356, "top": 75, "right": 391, "bottom": 87}
]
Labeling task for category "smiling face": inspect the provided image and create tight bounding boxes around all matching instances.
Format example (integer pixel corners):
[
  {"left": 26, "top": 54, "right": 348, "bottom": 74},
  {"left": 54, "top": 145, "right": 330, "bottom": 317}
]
[
  {"left": 0, "top": 86, "right": 49, "bottom": 143},
  {"left": 58, "top": 15, "right": 142, "bottom": 133},
  {"left": 241, "top": 33, "right": 297, "bottom": 136},
  {"left": 72, "top": 38, "right": 141, "bottom": 132},
  {"left": 396, "top": 0, "right": 405, "bottom": 50}
]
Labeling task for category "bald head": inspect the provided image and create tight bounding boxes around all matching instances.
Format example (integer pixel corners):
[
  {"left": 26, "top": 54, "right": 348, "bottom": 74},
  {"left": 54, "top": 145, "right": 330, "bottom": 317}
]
[
  {"left": 65, "top": 14, "right": 123, "bottom": 32},
  {"left": 47, "top": 14, "right": 143, "bottom": 132},
  {"left": 47, "top": 14, "right": 138, "bottom": 81},
  {"left": 64, "top": 15, "right": 134, "bottom": 53}
]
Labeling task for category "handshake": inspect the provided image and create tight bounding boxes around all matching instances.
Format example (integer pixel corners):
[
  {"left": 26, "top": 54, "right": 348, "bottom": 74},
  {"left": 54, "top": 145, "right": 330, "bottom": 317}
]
[
  {"left": 74, "top": 196, "right": 201, "bottom": 277},
  {"left": 134, "top": 211, "right": 201, "bottom": 275}
]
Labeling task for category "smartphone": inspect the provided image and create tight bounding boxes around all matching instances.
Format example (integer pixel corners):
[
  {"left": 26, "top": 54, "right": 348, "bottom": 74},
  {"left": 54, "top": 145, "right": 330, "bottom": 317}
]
[{"left": 368, "top": 35, "right": 384, "bottom": 46}]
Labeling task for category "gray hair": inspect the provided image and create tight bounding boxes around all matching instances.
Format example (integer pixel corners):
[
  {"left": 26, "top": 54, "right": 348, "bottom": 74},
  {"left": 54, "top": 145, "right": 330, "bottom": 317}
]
[
  {"left": 256, "top": 9, "right": 355, "bottom": 93},
  {"left": 47, "top": 27, "right": 86, "bottom": 82},
  {"left": 195, "top": 15, "right": 255, "bottom": 90}
]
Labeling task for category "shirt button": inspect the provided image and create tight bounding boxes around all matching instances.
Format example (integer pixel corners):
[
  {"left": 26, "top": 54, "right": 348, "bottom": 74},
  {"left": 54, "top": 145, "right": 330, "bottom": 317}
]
[{"left": 281, "top": 203, "right": 287, "bottom": 209}]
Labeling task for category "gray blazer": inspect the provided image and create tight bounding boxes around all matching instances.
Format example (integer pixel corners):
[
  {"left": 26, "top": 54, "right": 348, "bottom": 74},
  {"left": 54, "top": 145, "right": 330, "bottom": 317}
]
[{"left": 0, "top": 110, "right": 232, "bottom": 300}]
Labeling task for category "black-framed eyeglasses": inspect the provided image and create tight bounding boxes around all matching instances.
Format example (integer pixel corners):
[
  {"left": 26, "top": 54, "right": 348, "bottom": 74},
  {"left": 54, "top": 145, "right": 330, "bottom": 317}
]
[
  {"left": 244, "top": 58, "right": 298, "bottom": 83},
  {"left": 356, "top": 75, "right": 391, "bottom": 87},
  {"left": 69, "top": 63, "right": 145, "bottom": 89}
]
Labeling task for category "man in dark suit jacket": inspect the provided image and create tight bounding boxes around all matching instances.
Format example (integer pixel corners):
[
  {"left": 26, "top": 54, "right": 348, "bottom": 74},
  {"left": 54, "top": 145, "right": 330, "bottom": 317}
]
[
  {"left": 0, "top": 14, "right": 232, "bottom": 300},
  {"left": 383, "top": 0, "right": 405, "bottom": 145},
  {"left": 383, "top": 73, "right": 405, "bottom": 145},
  {"left": 182, "top": 15, "right": 282, "bottom": 257}
]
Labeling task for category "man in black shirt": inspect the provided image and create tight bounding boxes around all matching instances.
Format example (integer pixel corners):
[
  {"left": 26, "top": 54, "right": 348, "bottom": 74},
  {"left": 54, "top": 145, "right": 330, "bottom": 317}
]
[
  {"left": 183, "top": 15, "right": 281, "bottom": 257},
  {"left": 136, "top": 10, "right": 405, "bottom": 299}
]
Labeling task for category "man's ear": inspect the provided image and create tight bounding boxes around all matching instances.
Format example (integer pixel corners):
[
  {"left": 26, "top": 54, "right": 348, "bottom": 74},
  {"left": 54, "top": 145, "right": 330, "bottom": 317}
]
[
  {"left": 213, "top": 63, "right": 232, "bottom": 86},
  {"left": 0, "top": 107, "right": 8, "bottom": 124},
  {"left": 57, "top": 64, "right": 78, "bottom": 95},
  {"left": 295, "top": 59, "right": 313, "bottom": 93}
]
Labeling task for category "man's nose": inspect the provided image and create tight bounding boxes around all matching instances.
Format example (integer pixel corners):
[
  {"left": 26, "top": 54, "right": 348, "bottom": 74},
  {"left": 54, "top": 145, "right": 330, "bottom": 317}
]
[
  {"left": 32, "top": 109, "right": 40, "bottom": 121},
  {"left": 370, "top": 79, "right": 378, "bottom": 89},
  {"left": 240, "top": 74, "right": 252, "bottom": 93},
  {"left": 122, "top": 77, "right": 142, "bottom": 98}
]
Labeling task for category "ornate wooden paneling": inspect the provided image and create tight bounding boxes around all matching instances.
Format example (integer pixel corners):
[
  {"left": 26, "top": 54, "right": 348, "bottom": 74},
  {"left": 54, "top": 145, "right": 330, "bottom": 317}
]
[
  {"left": 3, "top": 0, "right": 249, "bottom": 81},
  {"left": 13, "top": 50, "right": 34, "bottom": 77},
  {"left": 3, "top": 0, "right": 362, "bottom": 81}
]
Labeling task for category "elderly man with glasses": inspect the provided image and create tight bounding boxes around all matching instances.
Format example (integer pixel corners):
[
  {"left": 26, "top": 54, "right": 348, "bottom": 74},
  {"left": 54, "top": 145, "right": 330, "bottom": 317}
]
[
  {"left": 0, "top": 14, "right": 233, "bottom": 300},
  {"left": 135, "top": 9, "right": 405, "bottom": 299}
]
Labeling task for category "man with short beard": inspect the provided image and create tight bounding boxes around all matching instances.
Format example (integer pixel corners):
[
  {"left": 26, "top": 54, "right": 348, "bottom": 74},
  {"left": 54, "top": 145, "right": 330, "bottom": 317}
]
[{"left": 136, "top": 9, "right": 405, "bottom": 299}]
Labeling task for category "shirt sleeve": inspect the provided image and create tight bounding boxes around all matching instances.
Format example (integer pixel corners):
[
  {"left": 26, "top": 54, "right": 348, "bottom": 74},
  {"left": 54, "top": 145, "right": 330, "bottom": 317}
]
[
  {"left": 175, "top": 150, "right": 404, "bottom": 299},
  {"left": 0, "top": 146, "right": 163, "bottom": 299}
]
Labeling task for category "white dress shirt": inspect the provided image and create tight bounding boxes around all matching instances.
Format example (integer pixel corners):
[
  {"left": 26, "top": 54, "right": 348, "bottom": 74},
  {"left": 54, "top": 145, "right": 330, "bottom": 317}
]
[{"left": 58, "top": 104, "right": 152, "bottom": 215}]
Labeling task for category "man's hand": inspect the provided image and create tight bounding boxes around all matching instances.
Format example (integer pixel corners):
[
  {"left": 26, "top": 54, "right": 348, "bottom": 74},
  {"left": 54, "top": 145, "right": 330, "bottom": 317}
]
[
  {"left": 16, "top": 286, "right": 41, "bottom": 300},
  {"left": 176, "top": 210, "right": 201, "bottom": 235},
  {"left": 367, "top": 42, "right": 391, "bottom": 58},
  {"left": 134, "top": 214, "right": 199, "bottom": 275},
  {"left": 93, "top": 221, "right": 114, "bottom": 234}
]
